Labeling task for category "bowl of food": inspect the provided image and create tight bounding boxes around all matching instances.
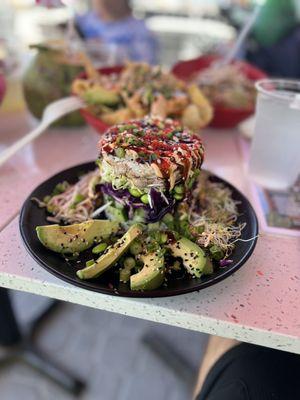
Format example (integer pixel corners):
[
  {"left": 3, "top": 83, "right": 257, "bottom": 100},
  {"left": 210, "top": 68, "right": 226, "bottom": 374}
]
[
  {"left": 72, "top": 62, "right": 213, "bottom": 133},
  {"left": 20, "top": 116, "right": 258, "bottom": 297},
  {"left": 172, "top": 55, "right": 267, "bottom": 128},
  {"left": 77, "top": 65, "right": 123, "bottom": 133}
]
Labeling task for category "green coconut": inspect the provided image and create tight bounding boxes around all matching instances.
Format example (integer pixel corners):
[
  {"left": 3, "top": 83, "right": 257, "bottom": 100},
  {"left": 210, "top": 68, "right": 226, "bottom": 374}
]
[{"left": 23, "top": 44, "right": 85, "bottom": 127}]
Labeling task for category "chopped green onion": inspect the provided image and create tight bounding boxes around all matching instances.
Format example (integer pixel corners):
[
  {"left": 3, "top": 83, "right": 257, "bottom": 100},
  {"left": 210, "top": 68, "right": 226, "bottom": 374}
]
[
  {"left": 115, "top": 147, "right": 125, "bottom": 158},
  {"left": 149, "top": 154, "right": 158, "bottom": 162},
  {"left": 127, "top": 137, "right": 142, "bottom": 146},
  {"left": 118, "top": 124, "right": 136, "bottom": 132}
]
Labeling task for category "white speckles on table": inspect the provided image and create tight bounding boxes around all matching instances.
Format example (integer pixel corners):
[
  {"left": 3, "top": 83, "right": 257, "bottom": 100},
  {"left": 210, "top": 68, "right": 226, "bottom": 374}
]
[{"left": 1, "top": 217, "right": 300, "bottom": 354}]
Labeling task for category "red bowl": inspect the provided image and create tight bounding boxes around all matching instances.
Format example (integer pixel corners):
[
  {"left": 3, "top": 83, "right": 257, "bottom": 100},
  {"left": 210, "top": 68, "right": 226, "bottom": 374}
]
[
  {"left": 172, "top": 55, "right": 267, "bottom": 128},
  {"left": 0, "top": 74, "right": 6, "bottom": 105},
  {"left": 77, "top": 66, "right": 123, "bottom": 135}
]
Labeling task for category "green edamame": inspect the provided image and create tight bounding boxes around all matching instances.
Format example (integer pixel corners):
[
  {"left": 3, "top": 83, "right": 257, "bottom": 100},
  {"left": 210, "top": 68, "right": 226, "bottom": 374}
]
[
  {"left": 85, "top": 259, "right": 95, "bottom": 267},
  {"left": 92, "top": 243, "right": 108, "bottom": 254},
  {"left": 209, "top": 245, "right": 224, "bottom": 261},
  {"left": 130, "top": 241, "right": 143, "bottom": 255},
  {"left": 174, "top": 185, "right": 184, "bottom": 194},
  {"left": 141, "top": 194, "right": 149, "bottom": 204},
  {"left": 124, "top": 257, "right": 136, "bottom": 269},
  {"left": 129, "top": 187, "right": 142, "bottom": 197},
  {"left": 174, "top": 193, "right": 184, "bottom": 200}
]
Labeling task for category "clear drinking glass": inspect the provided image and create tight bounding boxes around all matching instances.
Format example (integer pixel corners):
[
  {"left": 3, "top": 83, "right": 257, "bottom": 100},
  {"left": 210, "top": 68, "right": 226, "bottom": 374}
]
[{"left": 249, "top": 79, "right": 300, "bottom": 191}]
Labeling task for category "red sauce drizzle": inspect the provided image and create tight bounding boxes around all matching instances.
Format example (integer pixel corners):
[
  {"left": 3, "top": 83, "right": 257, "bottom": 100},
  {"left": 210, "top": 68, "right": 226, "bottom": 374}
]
[{"left": 98, "top": 118, "right": 204, "bottom": 181}]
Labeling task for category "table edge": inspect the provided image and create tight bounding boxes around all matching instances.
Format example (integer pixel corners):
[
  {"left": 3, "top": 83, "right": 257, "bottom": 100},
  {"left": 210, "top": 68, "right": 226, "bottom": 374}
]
[{"left": 1, "top": 271, "right": 299, "bottom": 355}]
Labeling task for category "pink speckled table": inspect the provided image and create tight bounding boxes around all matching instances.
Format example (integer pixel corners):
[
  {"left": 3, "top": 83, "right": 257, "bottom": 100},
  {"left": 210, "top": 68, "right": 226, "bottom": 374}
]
[
  {"left": 0, "top": 113, "right": 99, "bottom": 230},
  {"left": 0, "top": 119, "right": 299, "bottom": 354}
]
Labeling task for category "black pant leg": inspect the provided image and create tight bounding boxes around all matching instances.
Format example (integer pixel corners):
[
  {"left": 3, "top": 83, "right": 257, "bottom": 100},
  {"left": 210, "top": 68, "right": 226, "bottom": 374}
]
[
  {"left": 197, "top": 343, "right": 300, "bottom": 400},
  {"left": 0, "top": 288, "right": 21, "bottom": 346}
]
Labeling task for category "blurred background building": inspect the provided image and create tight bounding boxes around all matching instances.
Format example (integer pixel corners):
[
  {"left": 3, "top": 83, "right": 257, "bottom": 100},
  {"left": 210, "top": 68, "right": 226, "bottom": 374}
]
[{"left": 1, "top": 0, "right": 300, "bottom": 138}]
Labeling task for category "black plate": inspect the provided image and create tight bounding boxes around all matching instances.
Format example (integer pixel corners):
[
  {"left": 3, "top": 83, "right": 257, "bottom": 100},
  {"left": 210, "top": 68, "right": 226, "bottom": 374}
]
[{"left": 20, "top": 162, "right": 258, "bottom": 298}]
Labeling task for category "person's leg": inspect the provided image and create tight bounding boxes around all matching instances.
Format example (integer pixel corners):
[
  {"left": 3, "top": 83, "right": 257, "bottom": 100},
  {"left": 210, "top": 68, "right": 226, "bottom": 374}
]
[
  {"left": 194, "top": 337, "right": 300, "bottom": 400},
  {"left": 0, "top": 288, "right": 22, "bottom": 346},
  {"left": 193, "top": 335, "right": 239, "bottom": 399}
]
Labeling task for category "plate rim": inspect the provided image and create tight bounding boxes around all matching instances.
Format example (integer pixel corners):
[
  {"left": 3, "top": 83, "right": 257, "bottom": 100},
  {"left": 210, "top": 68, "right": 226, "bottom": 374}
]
[{"left": 19, "top": 161, "right": 259, "bottom": 298}]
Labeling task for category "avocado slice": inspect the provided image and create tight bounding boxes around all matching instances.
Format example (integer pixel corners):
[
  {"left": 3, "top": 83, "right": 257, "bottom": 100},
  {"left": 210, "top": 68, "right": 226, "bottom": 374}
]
[
  {"left": 130, "top": 250, "right": 165, "bottom": 291},
  {"left": 76, "top": 224, "right": 143, "bottom": 280},
  {"left": 36, "top": 219, "right": 119, "bottom": 254},
  {"left": 82, "top": 87, "right": 120, "bottom": 107},
  {"left": 167, "top": 237, "right": 206, "bottom": 278}
]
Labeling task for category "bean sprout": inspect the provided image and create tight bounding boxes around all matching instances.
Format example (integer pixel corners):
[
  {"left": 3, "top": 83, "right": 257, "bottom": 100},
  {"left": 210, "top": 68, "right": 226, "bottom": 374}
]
[{"left": 33, "top": 170, "right": 102, "bottom": 224}]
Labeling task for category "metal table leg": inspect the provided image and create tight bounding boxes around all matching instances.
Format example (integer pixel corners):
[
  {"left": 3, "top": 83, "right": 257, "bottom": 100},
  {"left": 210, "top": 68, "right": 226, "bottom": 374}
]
[{"left": 0, "top": 288, "right": 85, "bottom": 396}]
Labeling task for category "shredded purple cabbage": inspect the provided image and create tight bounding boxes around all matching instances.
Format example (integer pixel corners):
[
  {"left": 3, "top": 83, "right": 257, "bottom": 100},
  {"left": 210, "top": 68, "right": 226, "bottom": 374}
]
[
  {"left": 101, "top": 183, "right": 175, "bottom": 222},
  {"left": 147, "top": 188, "right": 175, "bottom": 221},
  {"left": 219, "top": 259, "right": 233, "bottom": 267}
]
